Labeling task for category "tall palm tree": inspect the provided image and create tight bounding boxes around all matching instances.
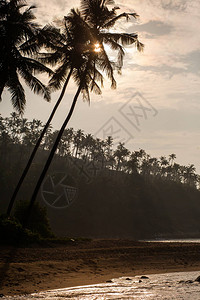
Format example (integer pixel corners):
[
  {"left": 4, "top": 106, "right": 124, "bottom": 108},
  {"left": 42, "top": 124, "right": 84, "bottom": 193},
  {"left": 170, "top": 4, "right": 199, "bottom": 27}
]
[
  {"left": 8, "top": 1, "right": 143, "bottom": 215},
  {"left": 1, "top": 0, "right": 59, "bottom": 215},
  {"left": 7, "top": 8, "right": 98, "bottom": 215},
  {"left": 0, "top": 0, "right": 53, "bottom": 112},
  {"left": 24, "top": 0, "right": 143, "bottom": 220}
]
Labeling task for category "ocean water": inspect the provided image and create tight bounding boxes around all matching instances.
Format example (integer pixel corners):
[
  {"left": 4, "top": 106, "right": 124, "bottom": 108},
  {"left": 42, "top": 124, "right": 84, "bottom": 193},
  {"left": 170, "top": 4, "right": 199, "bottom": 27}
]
[
  {"left": 141, "top": 239, "right": 200, "bottom": 243},
  {"left": 4, "top": 271, "right": 200, "bottom": 299}
]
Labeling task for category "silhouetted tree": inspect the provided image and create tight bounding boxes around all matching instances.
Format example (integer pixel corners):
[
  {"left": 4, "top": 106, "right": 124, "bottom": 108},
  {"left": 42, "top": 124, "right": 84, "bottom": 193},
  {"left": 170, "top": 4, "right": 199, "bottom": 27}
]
[
  {"left": 28, "top": 0, "right": 143, "bottom": 211},
  {"left": 0, "top": 0, "right": 52, "bottom": 112}
]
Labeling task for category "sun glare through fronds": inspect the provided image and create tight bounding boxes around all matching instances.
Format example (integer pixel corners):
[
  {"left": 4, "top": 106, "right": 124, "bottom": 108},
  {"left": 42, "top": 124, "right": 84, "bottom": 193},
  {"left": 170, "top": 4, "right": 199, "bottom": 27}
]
[{"left": 94, "top": 43, "right": 101, "bottom": 52}]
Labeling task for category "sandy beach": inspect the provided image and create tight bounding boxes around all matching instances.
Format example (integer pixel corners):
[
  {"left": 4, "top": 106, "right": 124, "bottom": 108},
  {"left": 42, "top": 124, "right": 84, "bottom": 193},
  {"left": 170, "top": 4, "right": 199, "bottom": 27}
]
[{"left": 1, "top": 240, "right": 200, "bottom": 296}]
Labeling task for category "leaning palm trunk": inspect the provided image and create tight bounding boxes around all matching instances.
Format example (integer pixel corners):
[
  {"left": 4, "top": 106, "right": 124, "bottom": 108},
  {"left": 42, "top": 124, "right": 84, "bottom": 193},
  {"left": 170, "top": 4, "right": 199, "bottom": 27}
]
[
  {"left": 7, "top": 68, "right": 73, "bottom": 216},
  {"left": 23, "top": 83, "right": 82, "bottom": 225}
]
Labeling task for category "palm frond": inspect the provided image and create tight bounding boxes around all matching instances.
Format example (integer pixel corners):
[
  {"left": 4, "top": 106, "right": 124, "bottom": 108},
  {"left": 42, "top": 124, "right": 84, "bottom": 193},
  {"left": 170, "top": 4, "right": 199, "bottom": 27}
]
[
  {"left": 49, "top": 61, "right": 71, "bottom": 90},
  {"left": 101, "top": 35, "right": 125, "bottom": 68},
  {"left": 18, "top": 66, "right": 51, "bottom": 101},
  {"left": 102, "top": 12, "right": 139, "bottom": 29},
  {"left": 136, "top": 40, "right": 144, "bottom": 52},
  {"left": 97, "top": 48, "right": 116, "bottom": 89},
  {"left": 19, "top": 39, "right": 39, "bottom": 56},
  {"left": 89, "top": 75, "right": 102, "bottom": 95},
  {"left": 7, "top": 71, "right": 26, "bottom": 114},
  {"left": 19, "top": 24, "right": 63, "bottom": 56},
  {"left": 102, "top": 32, "right": 138, "bottom": 45},
  {"left": 27, "top": 75, "right": 51, "bottom": 101},
  {"left": 88, "top": 60, "right": 103, "bottom": 94},
  {"left": 38, "top": 51, "right": 64, "bottom": 67},
  {"left": 22, "top": 57, "right": 53, "bottom": 75},
  {"left": 80, "top": 0, "right": 116, "bottom": 28}
]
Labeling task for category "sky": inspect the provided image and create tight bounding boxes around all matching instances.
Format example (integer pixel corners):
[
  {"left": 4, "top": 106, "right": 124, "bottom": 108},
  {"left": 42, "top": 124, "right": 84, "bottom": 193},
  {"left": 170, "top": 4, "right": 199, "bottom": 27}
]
[{"left": 1, "top": 0, "right": 200, "bottom": 172}]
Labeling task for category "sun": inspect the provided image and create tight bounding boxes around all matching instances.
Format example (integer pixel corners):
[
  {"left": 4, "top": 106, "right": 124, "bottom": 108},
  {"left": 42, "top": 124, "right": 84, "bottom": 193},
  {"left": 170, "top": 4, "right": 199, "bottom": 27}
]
[{"left": 94, "top": 43, "right": 101, "bottom": 53}]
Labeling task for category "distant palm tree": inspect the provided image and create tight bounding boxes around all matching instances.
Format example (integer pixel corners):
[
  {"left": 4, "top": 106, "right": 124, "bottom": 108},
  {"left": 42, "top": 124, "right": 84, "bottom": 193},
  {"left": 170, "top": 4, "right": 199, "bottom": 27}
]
[
  {"left": 183, "top": 164, "right": 196, "bottom": 186},
  {"left": 0, "top": 0, "right": 53, "bottom": 113},
  {"left": 82, "top": 133, "right": 95, "bottom": 160},
  {"left": 114, "top": 142, "right": 130, "bottom": 171},
  {"left": 169, "top": 153, "right": 176, "bottom": 166},
  {"left": 126, "top": 152, "right": 139, "bottom": 175},
  {"left": 73, "top": 129, "right": 84, "bottom": 157},
  {"left": 104, "top": 136, "right": 113, "bottom": 168},
  {"left": 26, "top": 0, "right": 143, "bottom": 217}
]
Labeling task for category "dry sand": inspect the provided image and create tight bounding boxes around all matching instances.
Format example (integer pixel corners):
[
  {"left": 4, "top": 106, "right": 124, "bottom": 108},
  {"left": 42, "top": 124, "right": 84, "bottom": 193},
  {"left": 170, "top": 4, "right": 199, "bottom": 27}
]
[{"left": 1, "top": 239, "right": 200, "bottom": 296}]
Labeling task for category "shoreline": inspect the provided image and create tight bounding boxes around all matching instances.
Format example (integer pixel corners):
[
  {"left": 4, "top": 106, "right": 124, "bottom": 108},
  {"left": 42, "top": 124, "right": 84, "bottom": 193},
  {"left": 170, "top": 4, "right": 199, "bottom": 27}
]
[{"left": 1, "top": 239, "right": 200, "bottom": 296}]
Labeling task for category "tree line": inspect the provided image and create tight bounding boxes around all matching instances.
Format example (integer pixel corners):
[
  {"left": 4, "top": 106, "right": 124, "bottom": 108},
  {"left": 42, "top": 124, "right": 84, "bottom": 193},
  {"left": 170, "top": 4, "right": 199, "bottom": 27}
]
[{"left": 1, "top": 113, "right": 199, "bottom": 189}]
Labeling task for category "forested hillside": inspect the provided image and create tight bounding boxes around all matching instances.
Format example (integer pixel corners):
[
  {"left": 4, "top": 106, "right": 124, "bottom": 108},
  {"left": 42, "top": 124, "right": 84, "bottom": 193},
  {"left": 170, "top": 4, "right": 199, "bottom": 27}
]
[{"left": 1, "top": 113, "right": 200, "bottom": 239}]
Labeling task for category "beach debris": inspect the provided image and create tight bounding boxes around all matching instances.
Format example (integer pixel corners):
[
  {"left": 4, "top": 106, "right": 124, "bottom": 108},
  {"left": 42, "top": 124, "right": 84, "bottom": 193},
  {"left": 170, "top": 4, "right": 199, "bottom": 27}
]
[
  {"left": 178, "top": 280, "right": 185, "bottom": 284},
  {"left": 106, "top": 280, "right": 113, "bottom": 283},
  {"left": 178, "top": 280, "right": 194, "bottom": 284},
  {"left": 125, "top": 278, "right": 132, "bottom": 281},
  {"left": 139, "top": 279, "right": 142, "bottom": 283},
  {"left": 195, "top": 276, "right": 200, "bottom": 282},
  {"left": 185, "top": 280, "right": 193, "bottom": 284},
  {"left": 140, "top": 275, "right": 149, "bottom": 279}
]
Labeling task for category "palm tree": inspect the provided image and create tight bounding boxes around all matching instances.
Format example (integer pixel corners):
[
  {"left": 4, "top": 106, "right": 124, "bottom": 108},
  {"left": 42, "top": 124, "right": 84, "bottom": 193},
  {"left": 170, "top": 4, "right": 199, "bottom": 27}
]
[
  {"left": 183, "top": 164, "right": 196, "bottom": 186},
  {"left": 126, "top": 152, "right": 139, "bottom": 175},
  {"left": 104, "top": 136, "right": 113, "bottom": 168},
  {"left": 7, "top": 7, "right": 99, "bottom": 215},
  {"left": 72, "top": 129, "right": 84, "bottom": 157},
  {"left": 1, "top": 1, "right": 59, "bottom": 216},
  {"left": 24, "top": 0, "right": 143, "bottom": 220},
  {"left": 114, "top": 142, "right": 130, "bottom": 171},
  {"left": 169, "top": 153, "right": 176, "bottom": 166},
  {"left": 0, "top": 0, "right": 53, "bottom": 112},
  {"left": 81, "top": 133, "right": 95, "bottom": 160},
  {"left": 8, "top": 0, "right": 143, "bottom": 214},
  {"left": 1, "top": 0, "right": 59, "bottom": 215}
]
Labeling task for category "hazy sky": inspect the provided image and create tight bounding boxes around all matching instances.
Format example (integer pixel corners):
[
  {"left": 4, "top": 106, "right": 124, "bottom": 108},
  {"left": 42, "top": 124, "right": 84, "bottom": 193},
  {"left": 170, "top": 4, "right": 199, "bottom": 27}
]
[{"left": 1, "top": 0, "right": 200, "bottom": 171}]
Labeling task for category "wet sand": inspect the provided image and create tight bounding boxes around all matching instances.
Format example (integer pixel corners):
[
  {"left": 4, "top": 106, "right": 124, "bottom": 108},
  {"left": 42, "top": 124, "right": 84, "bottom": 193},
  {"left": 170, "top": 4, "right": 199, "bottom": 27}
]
[{"left": 0, "top": 239, "right": 200, "bottom": 296}]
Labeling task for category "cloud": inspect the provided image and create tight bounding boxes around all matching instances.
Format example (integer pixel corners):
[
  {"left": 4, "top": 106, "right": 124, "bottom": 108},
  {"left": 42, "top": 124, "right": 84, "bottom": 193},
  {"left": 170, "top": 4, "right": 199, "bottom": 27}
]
[
  {"left": 131, "top": 20, "right": 173, "bottom": 37},
  {"left": 148, "top": 0, "right": 188, "bottom": 12},
  {"left": 33, "top": 0, "right": 80, "bottom": 24},
  {"left": 180, "top": 50, "right": 200, "bottom": 76}
]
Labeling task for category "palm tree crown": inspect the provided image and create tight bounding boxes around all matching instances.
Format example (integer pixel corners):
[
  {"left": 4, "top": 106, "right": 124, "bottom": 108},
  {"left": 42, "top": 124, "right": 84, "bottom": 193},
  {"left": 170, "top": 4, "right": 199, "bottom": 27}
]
[
  {"left": 0, "top": 0, "right": 53, "bottom": 114},
  {"left": 80, "top": 0, "right": 144, "bottom": 85}
]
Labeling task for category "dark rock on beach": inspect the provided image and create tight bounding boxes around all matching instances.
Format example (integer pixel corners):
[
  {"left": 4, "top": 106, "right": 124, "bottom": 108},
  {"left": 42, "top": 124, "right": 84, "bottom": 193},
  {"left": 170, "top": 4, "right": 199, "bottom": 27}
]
[
  {"left": 195, "top": 276, "right": 200, "bottom": 282},
  {"left": 185, "top": 280, "right": 193, "bottom": 284}
]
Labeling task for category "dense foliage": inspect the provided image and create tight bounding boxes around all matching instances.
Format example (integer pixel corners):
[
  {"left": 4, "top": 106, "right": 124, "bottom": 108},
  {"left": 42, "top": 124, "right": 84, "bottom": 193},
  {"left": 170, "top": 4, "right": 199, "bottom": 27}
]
[
  {"left": 0, "top": 215, "right": 40, "bottom": 244},
  {"left": 13, "top": 200, "right": 53, "bottom": 238},
  {"left": 1, "top": 113, "right": 200, "bottom": 239},
  {"left": 0, "top": 113, "right": 199, "bottom": 191}
]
